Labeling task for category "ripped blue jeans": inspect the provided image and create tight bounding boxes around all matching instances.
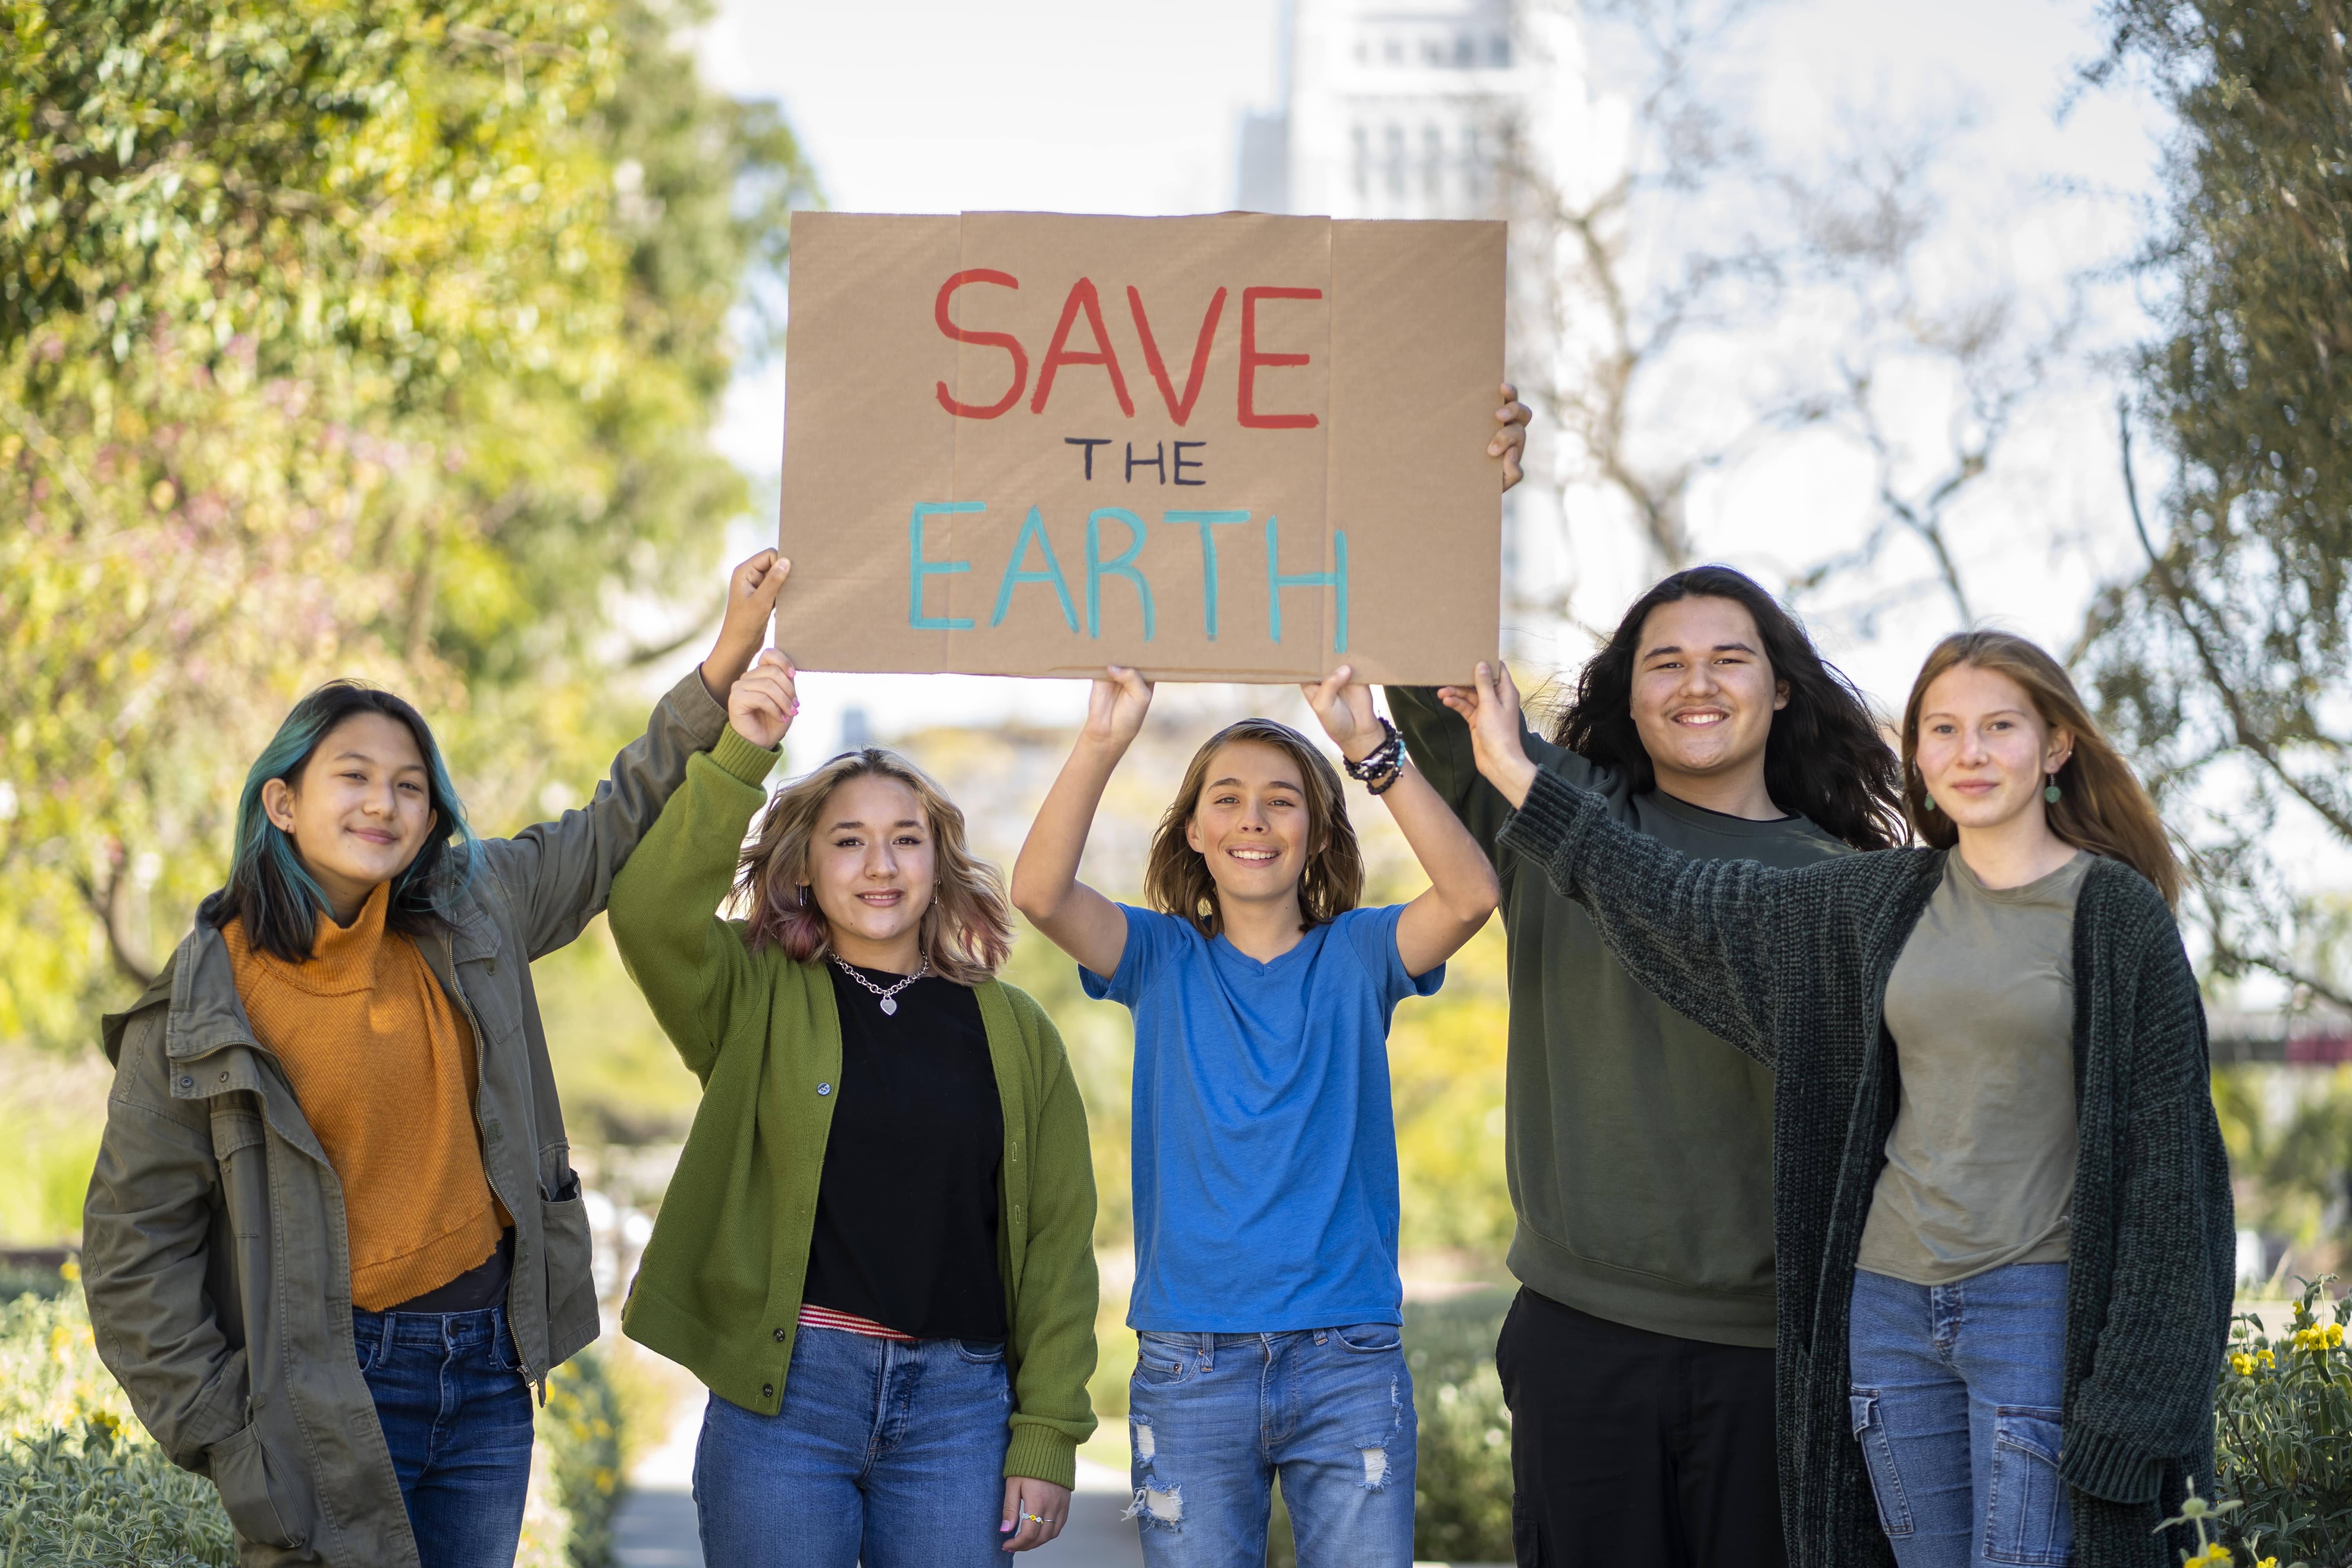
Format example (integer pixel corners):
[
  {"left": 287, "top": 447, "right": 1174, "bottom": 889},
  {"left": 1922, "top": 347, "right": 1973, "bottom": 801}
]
[
  {"left": 1848, "top": 1263, "right": 2074, "bottom": 1568},
  {"left": 1125, "top": 1325, "right": 1416, "bottom": 1568}
]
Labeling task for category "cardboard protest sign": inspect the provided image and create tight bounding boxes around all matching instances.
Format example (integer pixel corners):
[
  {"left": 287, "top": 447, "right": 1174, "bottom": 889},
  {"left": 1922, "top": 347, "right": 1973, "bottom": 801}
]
[{"left": 778, "top": 211, "right": 1504, "bottom": 684}]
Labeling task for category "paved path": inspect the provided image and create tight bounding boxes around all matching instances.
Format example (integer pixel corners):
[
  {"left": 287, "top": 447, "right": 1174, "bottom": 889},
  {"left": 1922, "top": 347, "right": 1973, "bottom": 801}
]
[{"left": 613, "top": 1401, "right": 1144, "bottom": 1568}]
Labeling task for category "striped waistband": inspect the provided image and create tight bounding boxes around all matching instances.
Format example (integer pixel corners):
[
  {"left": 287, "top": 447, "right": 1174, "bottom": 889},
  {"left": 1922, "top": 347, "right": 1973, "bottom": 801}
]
[{"left": 796, "top": 1303, "right": 917, "bottom": 1342}]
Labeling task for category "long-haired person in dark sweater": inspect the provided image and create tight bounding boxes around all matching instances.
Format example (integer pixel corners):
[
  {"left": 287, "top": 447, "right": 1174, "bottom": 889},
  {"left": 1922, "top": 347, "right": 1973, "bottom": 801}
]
[
  {"left": 1439, "top": 630, "right": 2232, "bottom": 1568},
  {"left": 604, "top": 648, "right": 1098, "bottom": 1568},
  {"left": 1389, "top": 557, "right": 1904, "bottom": 1568},
  {"left": 83, "top": 551, "right": 789, "bottom": 1568}
]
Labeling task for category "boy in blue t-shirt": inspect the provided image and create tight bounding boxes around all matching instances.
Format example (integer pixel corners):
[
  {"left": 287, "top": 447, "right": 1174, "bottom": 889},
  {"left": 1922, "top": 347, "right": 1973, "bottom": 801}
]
[{"left": 1013, "top": 668, "right": 1499, "bottom": 1568}]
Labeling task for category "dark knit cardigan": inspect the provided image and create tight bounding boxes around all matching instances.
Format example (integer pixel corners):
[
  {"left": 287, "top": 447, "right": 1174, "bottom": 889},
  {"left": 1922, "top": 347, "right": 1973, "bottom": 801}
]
[{"left": 1498, "top": 768, "right": 2234, "bottom": 1568}]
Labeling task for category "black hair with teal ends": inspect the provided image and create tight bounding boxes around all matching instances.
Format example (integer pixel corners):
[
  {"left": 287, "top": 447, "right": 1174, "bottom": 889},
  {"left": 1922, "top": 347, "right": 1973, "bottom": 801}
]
[
  {"left": 207, "top": 681, "right": 477, "bottom": 962},
  {"left": 1549, "top": 564, "right": 1909, "bottom": 853}
]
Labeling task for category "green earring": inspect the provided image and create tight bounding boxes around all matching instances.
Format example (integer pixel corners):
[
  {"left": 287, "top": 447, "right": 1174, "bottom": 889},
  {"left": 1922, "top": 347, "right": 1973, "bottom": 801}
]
[
  {"left": 1922, "top": 795, "right": 1936, "bottom": 813},
  {"left": 2043, "top": 780, "right": 2062, "bottom": 804}
]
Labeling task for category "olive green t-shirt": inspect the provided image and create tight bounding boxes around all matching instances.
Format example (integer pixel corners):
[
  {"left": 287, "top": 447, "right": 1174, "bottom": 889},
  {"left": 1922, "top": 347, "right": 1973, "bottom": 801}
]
[{"left": 1858, "top": 850, "right": 2090, "bottom": 1285}]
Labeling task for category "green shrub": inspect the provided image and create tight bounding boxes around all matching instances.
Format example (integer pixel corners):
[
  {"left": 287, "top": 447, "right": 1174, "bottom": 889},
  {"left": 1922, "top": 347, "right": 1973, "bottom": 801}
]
[
  {"left": 0, "top": 1421, "right": 237, "bottom": 1568},
  {"left": 1407, "top": 1291, "right": 1514, "bottom": 1564},
  {"left": 2214, "top": 1277, "right": 2352, "bottom": 1566},
  {"left": 540, "top": 1348, "right": 627, "bottom": 1568}
]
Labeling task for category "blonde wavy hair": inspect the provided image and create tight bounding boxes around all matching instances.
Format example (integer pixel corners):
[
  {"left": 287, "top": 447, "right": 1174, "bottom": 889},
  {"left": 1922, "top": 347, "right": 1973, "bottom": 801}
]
[
  {"left": 1900, "top": 631, "right": 2182, "bottom": 909},
  {"left": 736, "top": 748, "right": 1013, "bottom": 985}
]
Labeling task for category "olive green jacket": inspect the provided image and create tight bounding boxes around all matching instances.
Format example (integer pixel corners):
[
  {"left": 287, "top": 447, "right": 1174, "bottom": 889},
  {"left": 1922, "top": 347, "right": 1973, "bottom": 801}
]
[
  {"left": 82, "top": 670, "right": 729, "bottom": 1567},
  {"left": 609, "top": 727, "right": 1100, "bottom": 1490}
]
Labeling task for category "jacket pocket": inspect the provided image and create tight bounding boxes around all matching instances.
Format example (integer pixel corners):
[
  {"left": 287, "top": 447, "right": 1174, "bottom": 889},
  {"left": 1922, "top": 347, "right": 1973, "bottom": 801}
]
[
  {"left": 205, "top": 1419, "right": 301, "bottom": 1548},
  {"left": 539, "top": 1189, "right": 598, "bottom": 1354}
]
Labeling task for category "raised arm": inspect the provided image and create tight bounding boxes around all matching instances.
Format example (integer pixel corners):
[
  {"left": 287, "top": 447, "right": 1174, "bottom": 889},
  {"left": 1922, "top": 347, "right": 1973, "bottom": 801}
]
[
  {"left": 479, "top": 551, "right": 788, "bottom": 960},
  {"left": 607, "top": 652, "right": 797, "bottom": 1082},
  {"left": 1303, "top": 668, "right": 1497, "bottom": 977},
  {"left": 1009, "top": 668, "right": 1151, "bottom": 980},
  {"left": 1387, "top": 683, "right": 1585, "bottom": 857},
  {"left": 1443, "top": 660, "right": 1798, "bottom": 1061}
]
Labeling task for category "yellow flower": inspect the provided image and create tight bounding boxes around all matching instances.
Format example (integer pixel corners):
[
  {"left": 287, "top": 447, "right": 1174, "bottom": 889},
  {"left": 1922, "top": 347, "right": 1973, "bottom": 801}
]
[
  {"left": 2229, "top": 1352, "right": 2254, "bottom": 1376},
  {"left": 2198, "top": 1545, "right": 2233, "bottom": 1565},
  {"left": 2257, "top": 1348, "right": 2275, "bottom": 1368},
  {"left": 2256, "top": 1556, "right": 2279, "bottom": 1568},
  {"left": 2327, "top": 1322, "right": 2345, "bottom": 1348},
  {"left": 58, "top": 1259, "right": 80, "bottom": 1282}
]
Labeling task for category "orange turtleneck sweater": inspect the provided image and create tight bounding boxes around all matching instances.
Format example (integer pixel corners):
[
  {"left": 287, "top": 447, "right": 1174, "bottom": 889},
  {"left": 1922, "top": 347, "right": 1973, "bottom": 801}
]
[{"left": 224, "top": 882, "right": 508, "bottom": 1311}]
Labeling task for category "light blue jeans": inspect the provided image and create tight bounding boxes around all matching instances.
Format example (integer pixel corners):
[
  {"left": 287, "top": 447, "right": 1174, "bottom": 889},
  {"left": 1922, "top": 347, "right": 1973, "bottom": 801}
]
[
  {"left": 1126, "top": 1325, "right": 1416, "bottom": 1568},
  {"left": 1848, "top": 1263, "right": 2074, "bottom": 1568},
  {"left": 693, "top": 1325, "right": 1014, "bottom": 1568}
]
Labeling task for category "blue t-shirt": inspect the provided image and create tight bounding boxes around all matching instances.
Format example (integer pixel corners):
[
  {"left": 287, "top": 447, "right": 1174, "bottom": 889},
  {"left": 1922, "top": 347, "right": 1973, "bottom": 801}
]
[{"left": 1081, "top": 903, "right": 1443, "bottom": 1332}]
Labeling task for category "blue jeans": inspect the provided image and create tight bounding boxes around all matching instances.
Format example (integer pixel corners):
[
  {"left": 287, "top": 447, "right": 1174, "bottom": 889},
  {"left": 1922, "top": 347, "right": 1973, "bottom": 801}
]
[
  {"left": 1126, "top": 1326, "right": 1416, "bottom": 1568},
  {"left": 1848, "top": 1264, "right": 2073, "bottom": 1568},
  {"left": 353, "top": 1304, "right": 535, "bottom": 1568},
  {"left": 693, "top": 1325, "right": 1014, "bottom": 1568}
]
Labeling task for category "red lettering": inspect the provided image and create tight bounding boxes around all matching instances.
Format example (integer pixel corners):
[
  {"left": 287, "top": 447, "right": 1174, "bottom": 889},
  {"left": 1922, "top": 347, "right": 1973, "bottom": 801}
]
[
  {"left": 1127, "top": 286, "right": 1227, "bottom": 427},
  {"left": 934, "top": 270, "right": 1028, "bottom": 419},
  {"left": 1029, "top": 278, "right": 1135, "bottom": 417},
  {"left": 1237, "top": 287, "right": 1321, "bottom": 430}
]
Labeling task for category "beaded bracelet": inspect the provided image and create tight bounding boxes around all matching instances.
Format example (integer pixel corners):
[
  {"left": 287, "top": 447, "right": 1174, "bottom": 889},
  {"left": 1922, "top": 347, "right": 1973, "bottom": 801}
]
[{"left": 1344, "top": 717, "right": 1406, "bottom": 794}]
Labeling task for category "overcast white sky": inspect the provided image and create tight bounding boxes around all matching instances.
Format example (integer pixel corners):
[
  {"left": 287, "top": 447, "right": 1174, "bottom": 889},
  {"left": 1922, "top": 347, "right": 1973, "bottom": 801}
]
[{"left": 682, "top": 0, "right": 2171, "bottom": 751}]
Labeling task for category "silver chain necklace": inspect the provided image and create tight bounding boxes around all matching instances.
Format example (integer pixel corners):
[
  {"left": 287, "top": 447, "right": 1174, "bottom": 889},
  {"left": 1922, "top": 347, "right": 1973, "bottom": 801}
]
[{"left": 830, "top": 953, "right": 928, "bottom": 1016}]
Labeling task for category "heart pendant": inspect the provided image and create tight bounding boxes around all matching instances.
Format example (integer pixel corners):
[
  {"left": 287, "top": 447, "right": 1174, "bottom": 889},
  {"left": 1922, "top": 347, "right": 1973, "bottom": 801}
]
[{"left": 879, "top": 997, "right": 897, "bottom": 1016}]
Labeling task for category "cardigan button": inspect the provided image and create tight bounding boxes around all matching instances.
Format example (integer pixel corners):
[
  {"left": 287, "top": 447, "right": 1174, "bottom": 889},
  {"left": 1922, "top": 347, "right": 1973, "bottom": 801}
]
[
  {"left": 773, "top": 1328, "right": 788, "bottom": 1342},
  {"left": 761, "top": 1383, "right": 775, "bottom": 1399},
  {"left": 816, "top": 1083, "right": 832, "bottom": 1096}
]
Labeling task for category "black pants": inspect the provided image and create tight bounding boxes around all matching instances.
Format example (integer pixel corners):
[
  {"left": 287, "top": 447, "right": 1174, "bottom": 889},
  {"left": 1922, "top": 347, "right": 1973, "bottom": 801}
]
[{"left": 1495, "top": 1287, "right": 1786, "bottom": 1568}]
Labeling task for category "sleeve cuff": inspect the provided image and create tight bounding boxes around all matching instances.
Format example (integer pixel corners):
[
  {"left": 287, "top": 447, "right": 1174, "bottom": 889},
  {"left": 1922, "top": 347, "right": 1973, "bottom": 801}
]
[
  {"left": 664, "top": 667, "right": 732, "bottom": 746},
  {"left": 2058, "top": 1425, "right": 2165, "bottom": 1504},
  {"left": 1495, "top": 766, "right": 1593, "bottom": 864},
  {"left": 711, "top": 726, "right": 781, "bottom": 786},
  {"left": 1003, "top": 1424, "right": 1080, "bottom": 1491}
]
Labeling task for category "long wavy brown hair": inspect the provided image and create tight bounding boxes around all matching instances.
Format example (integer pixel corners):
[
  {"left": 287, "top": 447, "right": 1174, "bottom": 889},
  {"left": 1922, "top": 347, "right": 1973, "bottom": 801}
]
[
  {"left": 1144, "top": 718, "right": 1365, "bottom": 938},
  {"left": 1549, "top": 565, "right": 1908, "bottom": 851},
  {"left": 736, "top": 748, "right": 1013, "bottom": 984},
  {"left": 1900, "top": 632, "right": 2181, "bottom": 908}
]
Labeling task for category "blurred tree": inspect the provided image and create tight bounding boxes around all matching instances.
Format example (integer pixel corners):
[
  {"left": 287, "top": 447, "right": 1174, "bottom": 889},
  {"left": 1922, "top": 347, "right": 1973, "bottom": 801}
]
[
  {"left": 2079, "top": 0, "right": 2352, "bottom": 1009},
  {"left": 0, "top": 0, "right": 815, "bottom": 1049}
]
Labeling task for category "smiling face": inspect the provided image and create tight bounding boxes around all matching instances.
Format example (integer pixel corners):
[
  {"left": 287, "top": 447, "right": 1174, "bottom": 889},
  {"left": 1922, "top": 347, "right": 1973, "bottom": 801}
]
[
  {"left": 805, "top": 773, "right": 936, "bottom": 969},
  {"left": 1913, "top": 662, "right": 2073, "bottom": 832},
  {"left": 1628, "top": 595, "right": 1789, "bottom": 787},
  {"left": 261, "top": 712, "right": 438, "bottom": 921},
  {"left": 1183, "top": 739, "right": 1317, "bottom": 916}
]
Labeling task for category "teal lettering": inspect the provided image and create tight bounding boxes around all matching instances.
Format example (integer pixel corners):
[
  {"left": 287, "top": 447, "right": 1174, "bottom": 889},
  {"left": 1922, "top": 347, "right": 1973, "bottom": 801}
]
[
  {"left": 909, "top": 502, "right": 981, "bottom": 630},
  {"left": 1265, "top": 517, "right": 1348, "bottom": 653},
  {"left": 1162, "top": 510, "right": 1250, "bottom": 641},
  {"left": 1086, "top": 508, "right": 1155, "bottom": 640},
  {"left": 990, "top": 505, "right": 1079, "bottom": 632}
]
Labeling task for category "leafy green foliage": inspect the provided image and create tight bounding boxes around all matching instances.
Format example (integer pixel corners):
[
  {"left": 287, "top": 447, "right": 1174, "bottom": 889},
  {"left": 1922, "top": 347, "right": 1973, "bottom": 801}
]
[
  {"left": 0, "top": 0, "right": 814, "bottom": 1051},
  {"left": 2214, "top": 1277, "right": 2352, "bottom": 1564},
  {"left": 1406, "top": 1292, "right": 1515, "bottom": 1565},
  {"left": 2081, "top": 0, "right": 2352, "bottom": 1009},
  {"left": 0, "top": 1422, "right": 237, "bottom": 1568},
  {"left": 539, "top": 1348, "right": 626, "bottom": 1568}
]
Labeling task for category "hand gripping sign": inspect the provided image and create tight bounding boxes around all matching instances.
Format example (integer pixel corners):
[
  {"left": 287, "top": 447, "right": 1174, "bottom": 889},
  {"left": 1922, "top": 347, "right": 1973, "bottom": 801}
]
[{"left": 778, "top": 211, "right": 1505, "bottom": 683}]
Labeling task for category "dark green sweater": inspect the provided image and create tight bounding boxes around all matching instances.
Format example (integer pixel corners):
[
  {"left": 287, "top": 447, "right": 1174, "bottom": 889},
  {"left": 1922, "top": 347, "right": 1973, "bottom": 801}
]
[
  {"left": 1390, "top": 686, "right": 1850, "bottom": 1345},
  {"left": 608, "top": 728, "right": 1100, "bottom": 1488},
  {"left": 1500, "top": 766, "right": 2234, "bottom": 1568}
]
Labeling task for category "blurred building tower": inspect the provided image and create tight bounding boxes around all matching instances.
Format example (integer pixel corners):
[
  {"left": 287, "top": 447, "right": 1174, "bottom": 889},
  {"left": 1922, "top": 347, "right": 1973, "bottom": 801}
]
[{"left": 1236, "top": 0, "right": 1592, "bottom": 654}]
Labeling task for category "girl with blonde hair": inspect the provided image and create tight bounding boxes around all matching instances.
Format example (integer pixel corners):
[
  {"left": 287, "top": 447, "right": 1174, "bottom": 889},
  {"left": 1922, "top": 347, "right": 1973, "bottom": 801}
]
[
  {"left": 1442, "top": 630, "right": 2231, "bottom": 1568},
  {"left": 606, "top": 648, "right": 1098, "bottom": 1568}
]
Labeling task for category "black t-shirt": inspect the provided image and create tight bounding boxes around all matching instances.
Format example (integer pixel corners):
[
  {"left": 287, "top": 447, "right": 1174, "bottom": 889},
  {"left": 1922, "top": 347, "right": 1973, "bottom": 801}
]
[{"left": 799, "top": 961, "right": 1008, "bottom": 1340}]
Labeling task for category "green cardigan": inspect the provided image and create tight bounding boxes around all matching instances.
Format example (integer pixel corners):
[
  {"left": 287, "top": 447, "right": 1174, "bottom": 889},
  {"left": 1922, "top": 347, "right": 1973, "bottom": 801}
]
[
  {"left": 608, "top": 727, "right": 1100, "bottom": 1488},
  {"left": 1499, "top": 768, "right": 2234, "bottom": 1568}
]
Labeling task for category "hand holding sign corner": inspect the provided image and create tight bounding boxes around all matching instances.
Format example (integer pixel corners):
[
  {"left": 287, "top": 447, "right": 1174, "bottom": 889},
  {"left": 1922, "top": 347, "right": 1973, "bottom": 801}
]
[{"left": 779, "top": 211, "right": 1506, "bottom": 684}]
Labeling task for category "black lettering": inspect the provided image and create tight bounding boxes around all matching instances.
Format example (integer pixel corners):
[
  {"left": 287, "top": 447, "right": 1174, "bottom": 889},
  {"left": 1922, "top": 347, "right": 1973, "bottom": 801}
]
[
  {"left": 1065, "top": 437, "right": 1112, "bottom": 480},
  {"left": 1172, "top": 441, "right": 1207, "bottom": 486},
  {"left": 1124, "top": 441, "right": 1167, "bottom": 485}
]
